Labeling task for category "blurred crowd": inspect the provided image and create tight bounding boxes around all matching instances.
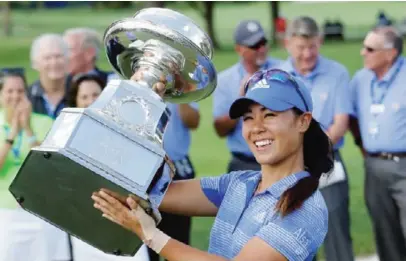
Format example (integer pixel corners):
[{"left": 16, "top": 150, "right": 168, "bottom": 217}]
[{"left": 0, "top": 12, "right": 405, "bottom": 261}]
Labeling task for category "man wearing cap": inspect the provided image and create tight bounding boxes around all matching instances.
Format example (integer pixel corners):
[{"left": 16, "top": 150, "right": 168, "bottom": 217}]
[
  {"left": 349, "top": 26, "right": 406, "bottom": 261},
  {"left": 278, "top": 16, "right": 354, "bottom": 261},
  {"left": 213, "top": 20, "right": 282, "bottom": 172}
]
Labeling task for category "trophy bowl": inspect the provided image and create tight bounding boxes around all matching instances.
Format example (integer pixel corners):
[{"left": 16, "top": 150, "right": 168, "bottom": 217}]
[
  {"left": 9, "top": 7, "right": 217, "bottom": 256},
  {"left": 105, "top": 7, "right": 217, "bottom": 103}
]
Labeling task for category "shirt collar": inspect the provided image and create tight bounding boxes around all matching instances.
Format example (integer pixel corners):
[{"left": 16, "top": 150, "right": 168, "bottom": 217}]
[
  {"left": 30, "top": 79, "right": 69, "bottom": 101},
  {"left": 238, "top": 57, "right": 277, "bottom": 76},
  {"left": 285, "top": 55, "right": 327, "bottom": 79},
  {"left": 248, "top": 170, "right": 311, "bottom": 199},
  {"left": 373, "top": 56, "right": 404, "bottom": 83},
  {"left": 30, "top": 80, "right": 45, "bottom": 97},
  {"left": 266, "top": 171, "right": 311, "bottom": 198}
]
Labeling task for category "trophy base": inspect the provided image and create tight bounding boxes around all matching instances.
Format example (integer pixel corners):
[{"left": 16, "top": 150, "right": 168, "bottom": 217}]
[{"left": 9, "top": 149, "right": 144, "bottom": 256}]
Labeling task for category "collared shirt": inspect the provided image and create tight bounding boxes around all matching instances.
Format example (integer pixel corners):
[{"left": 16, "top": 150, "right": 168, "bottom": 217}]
[
  {"left": 0, "top": 110, "right": 54, "bottom": 209},
  {"left": 27, "top": 79, "right": 69, "bottom": 119},
  {"left": 278, "top": 56, "right": 353, "bottom": 150},
  {"left": 350, "top": 56, "right": 406, "bottom": 153},
  {"left": 213, "top": 57, "right": 283, "bottom": 157},
  {"left": 200, "top": 170, "right": 328, "bottom": 260},
  {"left": 163, "top": 103, "right": 199, "bottom": 161}
]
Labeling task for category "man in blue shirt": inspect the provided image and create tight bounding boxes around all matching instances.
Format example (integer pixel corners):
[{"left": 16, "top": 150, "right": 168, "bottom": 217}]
[
  {"left": 147, "top": 102, "right": 200, "bottom": 261},
  {"left": 213, "top": 20, "right": 282, "bottom": 172},
  {"left": 349, "top": 26, "right": 406, "bottom": 261},
  {"left": 278, "top": 16, "right": 354, "bottom": 261}
]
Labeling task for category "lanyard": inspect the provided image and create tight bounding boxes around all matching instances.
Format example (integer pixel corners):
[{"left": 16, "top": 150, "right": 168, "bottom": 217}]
[
  {"left": 370, "top": 58, "right": 404, "bottom": 104},
  {"left": 289, "top": 59, "right": 320, "bottom": 90},
  {"left": 3, "top": 125, "right": 23, "bottom": 162}
]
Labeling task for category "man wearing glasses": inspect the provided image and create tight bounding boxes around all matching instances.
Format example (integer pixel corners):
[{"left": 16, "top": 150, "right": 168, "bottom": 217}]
[
  {"left": 278, "top": 16, "right": 355, "bottom": 261},
  {"left": 349, "top": 26, "right": 406, "bottom": 261},
  {"left": 212, "top": 20, "right": 282, "bottom": 172}
]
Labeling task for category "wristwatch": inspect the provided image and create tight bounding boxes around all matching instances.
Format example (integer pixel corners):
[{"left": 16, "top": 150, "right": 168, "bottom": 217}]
[{"left": 5, "top": 139, "right": 14, "bottom": 145}]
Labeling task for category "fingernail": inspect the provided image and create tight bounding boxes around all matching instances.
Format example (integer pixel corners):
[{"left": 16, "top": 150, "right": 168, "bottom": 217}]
[{"left": 126, "top": 197, "right": 135, "bottom": 206}]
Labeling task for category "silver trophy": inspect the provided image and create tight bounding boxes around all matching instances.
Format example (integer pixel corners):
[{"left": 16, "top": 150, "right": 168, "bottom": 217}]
[{"left": 9, "top": 8, "right": 216, "bottom": 256}]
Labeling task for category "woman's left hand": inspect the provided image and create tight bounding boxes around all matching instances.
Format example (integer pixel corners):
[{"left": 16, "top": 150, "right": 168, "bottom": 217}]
[{"left": 91, "top": 189, "right": 155, "bottom": 241}]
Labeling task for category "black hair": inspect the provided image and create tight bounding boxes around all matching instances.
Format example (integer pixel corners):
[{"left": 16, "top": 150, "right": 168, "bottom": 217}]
[
  {"left": 68, "top": 72, "right": 106, "bottom": 108},
  {"left": 0, "top": 68, "right": 27, "bottom": 92},
  {"left": 276, "top": 107, "right": 334, "bottom": 216}
]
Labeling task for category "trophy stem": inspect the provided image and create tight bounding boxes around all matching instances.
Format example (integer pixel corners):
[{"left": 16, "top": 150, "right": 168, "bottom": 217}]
[{"left": 130, "top": 39, "right": 186, "bottom": 98}]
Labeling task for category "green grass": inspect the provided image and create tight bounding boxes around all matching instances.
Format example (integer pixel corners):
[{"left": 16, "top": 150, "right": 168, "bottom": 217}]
[{"left": 2, "top": 2, "right": 405, "bottom": 258}]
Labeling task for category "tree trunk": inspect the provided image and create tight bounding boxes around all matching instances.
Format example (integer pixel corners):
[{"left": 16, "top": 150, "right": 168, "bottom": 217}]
[
  {"left": 203, "top": 1, "right": 220, "bottom": 50},
  {"left": 2, "top": 1, "right": 12, "bottom": 37},
  {"left": 270, "top": 1, "right": 279, "bottom": 46},
  {"left": 142, "top": 1, "right": 165, "bottom": 8}
]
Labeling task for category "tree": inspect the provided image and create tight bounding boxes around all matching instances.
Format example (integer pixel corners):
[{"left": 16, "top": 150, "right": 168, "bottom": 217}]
[
  {"left": 188, "top": 2, "right": 220, "bottom": 50},
  {"left": 2, "top": 1, "right": 12, "bottom": 37},
  {"left": 142, "top": 1, "right": 165, "bottom": 8},
  {"left": 269, "top": 1, "right": 280, "bottom": 47}
]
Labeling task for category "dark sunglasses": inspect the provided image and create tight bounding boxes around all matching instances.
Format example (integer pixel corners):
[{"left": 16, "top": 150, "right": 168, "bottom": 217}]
[
  {"left": 247, "top": 39, "right": 268, "bottom": 50},
  {"left": 0, "top": 67, "right": 25, "bottom": 76},
  {"left": 244, "top": 69, "right": 310, "bottom": 112},
  {"left": 363, "top": 45, "right": 391, "bottom": 53},
  {"left": 363, "top": 45, "right": 377, "bottom": 53}
]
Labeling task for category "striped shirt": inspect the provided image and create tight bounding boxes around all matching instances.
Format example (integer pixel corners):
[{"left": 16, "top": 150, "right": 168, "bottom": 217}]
[{"left": 200, "top": 170, "right": 328, "bottom": 261}]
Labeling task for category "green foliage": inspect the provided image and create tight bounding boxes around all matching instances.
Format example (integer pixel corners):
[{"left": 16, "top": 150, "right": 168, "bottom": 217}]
[{"left": 1, "top": 2, "right": 406, "bottom": 258}]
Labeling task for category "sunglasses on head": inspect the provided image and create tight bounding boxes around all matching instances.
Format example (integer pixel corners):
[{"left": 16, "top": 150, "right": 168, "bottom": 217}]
[
  {"left": 244, "top": 69, "right": 310, "bottom": 112},
  {"left": 0, "top": 67, "right": 25, "bottom": 76},
  {"left": 247, "top": 39, "right": 268, "bottom": 50}
]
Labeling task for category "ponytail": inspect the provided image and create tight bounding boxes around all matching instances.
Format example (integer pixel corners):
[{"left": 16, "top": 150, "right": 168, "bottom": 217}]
[{"left": 276, "top": 109, "right": 334, "bottom": 217}]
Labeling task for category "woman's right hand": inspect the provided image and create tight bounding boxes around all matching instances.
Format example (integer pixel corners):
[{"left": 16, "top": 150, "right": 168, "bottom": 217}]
[{"left": 131, "top": 70, "right": 166, "bottom": 98}]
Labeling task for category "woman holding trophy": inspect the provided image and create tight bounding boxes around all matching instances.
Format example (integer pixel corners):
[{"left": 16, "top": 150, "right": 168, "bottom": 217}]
[{"left": 92, "top": 68, "right": 333, "bottom": 261}]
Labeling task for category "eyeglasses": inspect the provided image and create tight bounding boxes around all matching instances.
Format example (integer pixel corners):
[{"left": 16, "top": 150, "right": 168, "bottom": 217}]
[
  {"left": 247, "top": 39, "right": 268, "bottom": 50},
  {"left": 244, "top": 68, "right": 310, "bottom": 112}
]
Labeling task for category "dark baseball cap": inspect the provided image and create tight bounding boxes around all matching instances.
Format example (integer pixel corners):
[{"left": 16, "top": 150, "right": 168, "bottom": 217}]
[{"left": 234, "top": 20, "right": 267, "bottom": 47}]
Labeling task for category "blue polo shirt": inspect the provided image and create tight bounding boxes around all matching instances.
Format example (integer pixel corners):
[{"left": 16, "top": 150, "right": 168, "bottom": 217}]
[
  {"left": 213, "top": 57, "right": 282, "bottom": 157},
  {"left": 350, "top": 56, "right": 406, "bottom": 153},
  {"left": 278, "top": 56, "right": 353, "bottom": 150},
  {"left": 200, "top": 170, "right": 328, "bottom": 260},
  {"left": 163, "top": 102, "right": 198, "bottom": 161}
]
